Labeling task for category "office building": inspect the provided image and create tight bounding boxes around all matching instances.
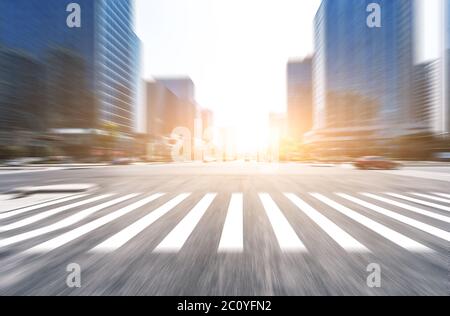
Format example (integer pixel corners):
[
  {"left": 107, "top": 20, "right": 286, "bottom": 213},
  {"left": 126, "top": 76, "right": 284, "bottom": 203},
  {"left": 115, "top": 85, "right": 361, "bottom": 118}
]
[
  {"left": 413, "top": 61, "right": 441, "bottom": 133},
  {"left": 287, "top": 58, "right": 313, "bottom": 141},
  {"left": 309, "top": 0, "right": 417, "bottom": 148},
  {"left": 443, "top": 0, "right": 450, "bottom": 135},
  {"left": 146, "top": 79, "right": 197, "bottom": 138},
  {"left": 0, "top": 0, "right": 140, "bottom": 134}
]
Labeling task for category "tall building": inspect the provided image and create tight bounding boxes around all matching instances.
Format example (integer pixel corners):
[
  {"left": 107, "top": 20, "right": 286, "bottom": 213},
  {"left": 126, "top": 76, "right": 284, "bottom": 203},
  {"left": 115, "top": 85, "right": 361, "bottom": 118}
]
[
  {"left": 0, "top": 0, "right": 140, "bottom": 134},
  {"left": 96, "top": 1, "right": 141, "bottom": 133},
  {"left": 309, "top": 0, "right": 418, "bottom": 146},
  {"left": 155, "top": 78, "right": 196, "bottom": 104},
  {"left": 413, "top": 61, "right": 441, "bottom": 133},
  {"left": 444, "top": 0, "right": 450, "bottom": 135},
  {"left": 146, "top": 79, "right": 197, "bottom": 139},
  {"left": 287, "top": 58, "right": 313, "bottom": 141},
  {"left": 0, "top": 48, "right": 45, "bottom": 132}
]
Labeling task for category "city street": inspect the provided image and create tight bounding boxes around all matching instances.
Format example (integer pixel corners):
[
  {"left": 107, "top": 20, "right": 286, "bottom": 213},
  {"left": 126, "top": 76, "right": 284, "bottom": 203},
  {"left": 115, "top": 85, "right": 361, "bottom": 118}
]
[{"left": 0, "top": 162, "right": 448, "bottom": 295}]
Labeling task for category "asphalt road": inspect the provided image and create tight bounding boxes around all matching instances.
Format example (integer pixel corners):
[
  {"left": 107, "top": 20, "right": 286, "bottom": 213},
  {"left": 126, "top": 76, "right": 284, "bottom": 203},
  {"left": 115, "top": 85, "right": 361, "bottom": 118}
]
[{"left": 0, "top": 162, "right": 448, "bottom": 295}]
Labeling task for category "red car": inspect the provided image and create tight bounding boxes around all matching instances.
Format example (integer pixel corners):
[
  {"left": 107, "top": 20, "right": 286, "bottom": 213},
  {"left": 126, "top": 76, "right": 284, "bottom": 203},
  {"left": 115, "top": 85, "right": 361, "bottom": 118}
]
[{"left": 354, "top": 156, "right": 401, "bottom": 170}]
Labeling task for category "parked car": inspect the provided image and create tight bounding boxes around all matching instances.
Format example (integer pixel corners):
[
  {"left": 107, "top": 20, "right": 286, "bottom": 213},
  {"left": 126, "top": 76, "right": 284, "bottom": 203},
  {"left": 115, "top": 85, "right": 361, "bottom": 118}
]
[{"left": 354, "top": 156, "right": 401, "bottom": 170}]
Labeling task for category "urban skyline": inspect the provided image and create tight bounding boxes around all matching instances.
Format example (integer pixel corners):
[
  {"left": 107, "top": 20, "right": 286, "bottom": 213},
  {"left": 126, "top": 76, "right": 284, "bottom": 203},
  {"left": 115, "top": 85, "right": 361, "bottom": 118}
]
[
  {"left": 0, "top": 0, "right": 449, "bottom": 298},
  {"left": 2, "top": 0, "right": 448, "bottom": 156}
]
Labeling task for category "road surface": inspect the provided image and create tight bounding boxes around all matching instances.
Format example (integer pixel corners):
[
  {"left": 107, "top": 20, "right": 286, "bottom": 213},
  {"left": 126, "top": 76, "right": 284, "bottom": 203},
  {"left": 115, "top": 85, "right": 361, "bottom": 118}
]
[{"left": 0, "top": 162, "right": 448, "bottom": 295}]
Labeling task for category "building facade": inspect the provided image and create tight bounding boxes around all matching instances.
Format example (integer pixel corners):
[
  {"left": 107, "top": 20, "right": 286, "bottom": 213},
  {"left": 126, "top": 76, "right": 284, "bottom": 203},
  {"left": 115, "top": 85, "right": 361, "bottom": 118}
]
[
  {"left": 155, "top": 78, "right": 196, "bottom": 104},
  {"left": 287, "top": 58, "right": 313, "bottom": 141},
  {"left": 444, "top": 0, "right": 450, "bottom": 135},
  {"left": 0, "top": 48, "right": 45, "bottom": 132},
  {"left": 95, "top": 1, "right": 141, "bottom": 133},
  {"left": 310, "top": 0, "right": 418, "bottom": 147},
  {"left": 145, "top": 79, "right": 198, "bottom": 161},
  {"left": 413, "top": 61, "right": 442, "bottom": 133},
  {"left": 146, "top": 79, "right": 197, "bottom": 139},
  {"left": 0, "top": 0, "right": 140, "bottom": 135}
]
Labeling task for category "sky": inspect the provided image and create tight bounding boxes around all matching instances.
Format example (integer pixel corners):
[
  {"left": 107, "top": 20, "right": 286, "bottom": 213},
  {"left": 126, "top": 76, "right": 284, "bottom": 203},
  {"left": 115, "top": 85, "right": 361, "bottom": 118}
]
[
  {"left": 135, "top": 0, "right": 321, "bottom": 130},
  {"left": 134, "top": 0, "right": 443, "bottom": 134}
]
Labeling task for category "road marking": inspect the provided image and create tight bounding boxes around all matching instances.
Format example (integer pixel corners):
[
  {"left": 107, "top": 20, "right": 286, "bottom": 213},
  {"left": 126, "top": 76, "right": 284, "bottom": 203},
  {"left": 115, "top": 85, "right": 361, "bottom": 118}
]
[
  {"left": 361, "top": 194, "right": 450, "bottom": 223},
  {"left": 218, "top": 193, "right": 244, "bottom": 253},
  {"left": 0, "top": 194, "right": 138, "bottom": 249},
  {"left": 311, "top": 193, "right": 432, "bottom": 252},
  {"left": 410, "top": 193, "right": 450, "bottom": 204},
  {"left": 0, "top": 194, "right": 88, "bottom": 220},
  {"left": 91, "top": 193, "right": 190, "bottom": 252},
  {"left": 285, "top": 193, "right": 369, "bottom": 252},
  {"left": 340, "top": 194, "right": 450, "bottom": 241},
  {"left": 386, "top": 193, "right": 450, "bottom": 212},
  {"left": 25, "top": 193, "right": 165, "bottom": 253},
  {"left": 154, "top": 193, "right": 217, "bottom": 253},
  {"left": 0, "top": 193, "right": 77, "bottom": 214},
  {"left": 0, "top": 194, "right": 108, "bottom": 231},
  {"left": 258, "top": 193, "right": 307, "bottom": 252},
  {"left": 0, "top": 168, "right": 65, "bottom": 176},
  {"left": 375, "top": 170, "right": 450, "bottom": 182},
  {"left": 0, "top": 194, "right": 15, "bottom": 202},
  {"left": 434, "top": 193, "right": 450, "bottom": 199}
]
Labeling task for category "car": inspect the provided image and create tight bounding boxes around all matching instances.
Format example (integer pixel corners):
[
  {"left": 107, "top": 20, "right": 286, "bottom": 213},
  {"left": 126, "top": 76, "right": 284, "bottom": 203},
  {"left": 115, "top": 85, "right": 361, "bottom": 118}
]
[{"left": 353, "top": 156, "right": 401, "bottom": 170}]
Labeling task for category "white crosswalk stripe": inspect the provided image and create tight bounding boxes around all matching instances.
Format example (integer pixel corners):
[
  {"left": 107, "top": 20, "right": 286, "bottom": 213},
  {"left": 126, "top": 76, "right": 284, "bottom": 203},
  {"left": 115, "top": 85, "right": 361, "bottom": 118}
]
[
  {"left": 339, "top": 194, "right": 450, "bottom": 241},
  {"left": 91, "top": 193, "right": 190, "bottom": 252},
  {"left": 0, "top": 194, "right": 78, "bottom": 214},
  {"left": 361, "top": 193, "right": 450, "bottom": 223},
  {"left": 218, "top": 193, "right": 244, "bottom": 253},
  {"left": 434, "top": 193, "right": 450, "bottom": 199},
  {"left": 0, "top": 194, "right": 138, "bottom": 249},
  {"left": 386, "top": 193, "right": 450, "bottom": 212},
  {"left": 0, "top": 194, "right": 89, "bottom": 220},
  {"left": 24, "top": 193, "right": 165, "bottom": 254},
  {"left": 311, "top": 193, "right": 432, "bottom": 252},
  {"left": 154, "top": 193, "right": 216, "bottom": 253},
  {"left": 0, "top": 194, "right": 15, "bottom": 202},
  {"left": 259, "top": 193, "right": 307, "bottom": 252},
  {"left": 0, "top": 191, "right": 445, "bottom": 255},
  {"left": 285, "top": 193, "right": 369, "bottom": 252},
  {"left": 0, "top": 194, "right": 107, "bottom": 231},
  {"left": 410, "top": 193, "right": 450, "bottom": 204}
]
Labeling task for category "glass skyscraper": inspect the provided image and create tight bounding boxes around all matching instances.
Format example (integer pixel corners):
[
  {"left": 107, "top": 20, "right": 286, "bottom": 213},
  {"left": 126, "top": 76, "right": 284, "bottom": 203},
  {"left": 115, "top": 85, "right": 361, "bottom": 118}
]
[
  {"left": 0, "top": 0, "right": 140, "bottom": 133},
  {"left": 95, "top": 0, "right": 140, "bottom": 133},
  {"left": 445, "top": 0, "right": 450, "bottom": 135},
  {"left": 287, "top": 58, "right": 313, "bottom": 141},
  {"left": 311, "top": 0, "right": 417, "bottom": 141}
]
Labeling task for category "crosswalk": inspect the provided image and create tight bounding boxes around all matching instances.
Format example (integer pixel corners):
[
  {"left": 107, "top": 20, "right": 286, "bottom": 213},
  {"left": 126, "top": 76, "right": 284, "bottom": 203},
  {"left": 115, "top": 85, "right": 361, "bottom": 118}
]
[
  {"left": 0, "top": 190, "right": 449, "bottom": 257},
  {"left": 218, "top": 193, "right": 243, "bottom": 252}
]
